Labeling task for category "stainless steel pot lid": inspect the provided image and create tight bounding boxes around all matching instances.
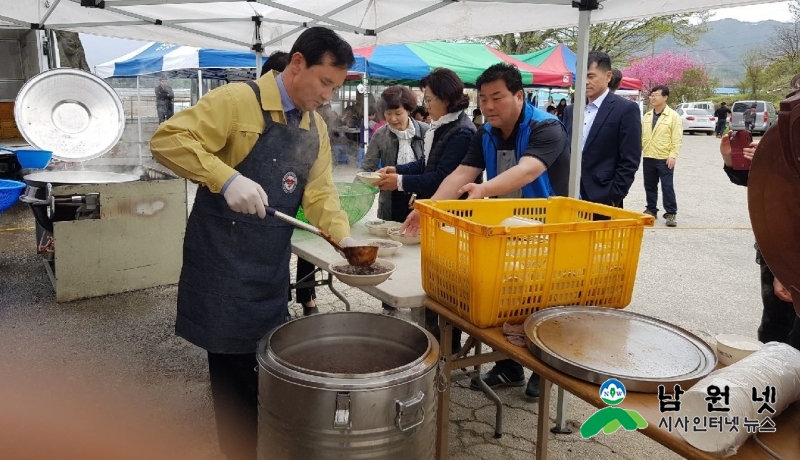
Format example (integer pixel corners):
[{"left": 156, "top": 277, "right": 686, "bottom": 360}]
[
  {"left": 524, "top": 306, "right": 717, "bottom": 393},
  {"left": 14, "top": 69, "right": 125, "bottom": 162},
  {"left": 23, "top": 171, "right": 140, "bottom": 187}
]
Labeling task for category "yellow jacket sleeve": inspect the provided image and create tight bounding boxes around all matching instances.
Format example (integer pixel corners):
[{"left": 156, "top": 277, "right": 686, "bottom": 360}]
[
  {"left": 301, "top": 114, "right": 351, "bottom": 242},
  {"left": 150, "top": 86, "right": 239, "bottom": 193},
  {"left": 668, "top": 115, "right": 683, "bottom": 159}
]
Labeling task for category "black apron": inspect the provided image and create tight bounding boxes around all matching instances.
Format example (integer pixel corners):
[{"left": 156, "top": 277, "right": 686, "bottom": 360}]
[{"left": 175, "top": 81, "right": 319, "bottom": 354}]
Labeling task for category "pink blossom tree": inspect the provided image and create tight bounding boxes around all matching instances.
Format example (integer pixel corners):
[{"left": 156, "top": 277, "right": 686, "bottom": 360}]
[{"left": 622, "top": 52, "right": 698, "bottom": 92}]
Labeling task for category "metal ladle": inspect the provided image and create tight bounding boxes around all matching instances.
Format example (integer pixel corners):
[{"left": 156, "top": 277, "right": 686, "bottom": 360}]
[{"left": 266, "top": 206, "right": 378, "bottom": 267}]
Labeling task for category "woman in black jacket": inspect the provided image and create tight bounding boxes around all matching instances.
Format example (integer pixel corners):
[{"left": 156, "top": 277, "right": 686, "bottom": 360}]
[
  {"left": 376, "top": 68, "right": 477, "bottom": 325},
  {"left": 376, "top": 68, "right": 477, "bottom": 208}
]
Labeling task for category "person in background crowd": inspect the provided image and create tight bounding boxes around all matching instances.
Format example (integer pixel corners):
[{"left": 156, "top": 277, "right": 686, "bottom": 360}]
[
  {"left": 641, "top": 85, "right": 683, "bottom": 227},
  {"left": 546, "top": 105, "right": 557, "bottom": 115},
  {"left": 401, "top": 63, "right": 570, "bottom": 399},
  {"left": 412, "top": 106, "right": 428, "bottom": 123},
  {"left": 555, "top": 98, "right": 567, "bottom": 121},
  {"left": 155, "top": 78, "right": 175, "bottom": 123},
  {"left": 718, "top": 136, "right": 799, "bottom": 350},
  {"left": 609, "top": 68, "right": 623, "bottom": 93},
  {"left": 472, "top": 108, "right": 484, "bottom": 127},
  {"left": 714, "top": 102, "right": 731, "bottom": 138},
  {"left": 744, "top": 104, "right": 757, "bottom": 132},
  {"left": 150, "top": 27, "right": 359, "bottom": 460}
]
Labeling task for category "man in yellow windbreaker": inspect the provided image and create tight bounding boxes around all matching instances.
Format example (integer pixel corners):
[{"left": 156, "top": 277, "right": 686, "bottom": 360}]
[
  {"left": 150, "top": 27, "right": 358, "bottom": 460},
  {"left": 641, "top": 85, "right": 683, "bottom": 227}
]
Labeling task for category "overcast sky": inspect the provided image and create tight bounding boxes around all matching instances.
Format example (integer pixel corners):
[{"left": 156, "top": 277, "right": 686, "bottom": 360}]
[{"left": 81, "top": 1, "right": 793, "bottom": 70}]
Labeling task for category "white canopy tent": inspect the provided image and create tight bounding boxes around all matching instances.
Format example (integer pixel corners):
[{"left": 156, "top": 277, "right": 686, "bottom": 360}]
[{"left": 0, "top": 0, "right": 781, "bottom": 197}]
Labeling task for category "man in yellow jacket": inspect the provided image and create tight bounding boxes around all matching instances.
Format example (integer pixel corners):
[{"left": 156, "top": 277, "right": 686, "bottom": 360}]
[
  {"left": 641, "top": 85, "right": 683, "bottom": 227},
  {"left": 150, "top": 27, "right": 357, "bottom": 460}
]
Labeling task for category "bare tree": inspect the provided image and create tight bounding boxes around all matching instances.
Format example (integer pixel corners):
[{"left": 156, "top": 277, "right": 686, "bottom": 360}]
[
  {"left": 56, "top": 31, "right": 89, "bottom": 71},
  {"left": 738, "top": 49, "right": 769, "bottom": 98},
  {"left": 481, "top": 13, "right": 708, "bottom": 62},
  {"left": 770, "top": 0, "right": 800, "bottom": 72}
]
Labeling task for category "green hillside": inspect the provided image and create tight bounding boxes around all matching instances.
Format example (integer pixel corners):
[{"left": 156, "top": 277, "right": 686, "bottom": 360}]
[{"left": 652, "top": 18, "right": 782, "bottom": 86}]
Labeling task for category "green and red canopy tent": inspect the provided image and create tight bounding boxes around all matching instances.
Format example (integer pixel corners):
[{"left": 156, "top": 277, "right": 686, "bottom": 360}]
[
  {"left": 512, "top": 44, "right": 643, "bottom": 91},
  {"left": 351, "top": 42, "right": 572, "bottom": 88}
]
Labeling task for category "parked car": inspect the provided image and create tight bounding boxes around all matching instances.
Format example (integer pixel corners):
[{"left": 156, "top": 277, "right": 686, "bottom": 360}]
[
  {"left": 730, "top": 100, "right": 778, "bottom": 135},
  {"left": 676, "top": 101, "right": 715, "bottom": 113},
  {"left": 676, "top": 108, "right": 716, "bottom": 135}
]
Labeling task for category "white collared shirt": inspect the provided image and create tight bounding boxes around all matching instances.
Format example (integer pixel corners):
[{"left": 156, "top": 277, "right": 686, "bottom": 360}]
[{"left": 582, "top": 88, "right": 610, "bottom": 147}]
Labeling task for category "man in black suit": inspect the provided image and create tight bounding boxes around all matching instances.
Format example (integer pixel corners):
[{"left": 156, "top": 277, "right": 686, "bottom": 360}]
[{"left": 563, "top": 51, "right": 642, "bottom": 208}]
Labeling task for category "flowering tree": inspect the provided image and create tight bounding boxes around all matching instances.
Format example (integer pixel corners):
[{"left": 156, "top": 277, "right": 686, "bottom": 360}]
[
  {"left": 622, "top": 52, "right": 697, "bottom": 93},
  {"left": 623, "top": 52, "right": 714, "bottom": 103}
]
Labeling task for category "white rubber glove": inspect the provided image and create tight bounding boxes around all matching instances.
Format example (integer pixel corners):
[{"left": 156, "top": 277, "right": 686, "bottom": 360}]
[
  {"left": 222, "top": 174, "right": 269, "bottom": 218},
  {"left": 339, "top": 236, "right": 359, "bottom": 247},
  {"left": 337, "top": 236, "right": 359, "bottom": 258}
]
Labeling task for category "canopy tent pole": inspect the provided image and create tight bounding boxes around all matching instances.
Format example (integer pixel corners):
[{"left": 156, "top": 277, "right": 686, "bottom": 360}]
[
  {"left": 362, "top": 75, "right": 369, "bottom": 148},
  {"left": 568, "top": 1, "right": 598, "bottom": 199},
  {"left": 253, "top": 16, "right": 263, "bottom": 75},
  {"left": 198, "top": 70, "right": 204, "bottom": 99},
  {"left": 136, "top": 75, "right": 142, "bottom": 165}
]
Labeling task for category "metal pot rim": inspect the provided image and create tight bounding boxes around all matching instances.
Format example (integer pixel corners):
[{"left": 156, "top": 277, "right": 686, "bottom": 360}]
[{"left": 258, "top": 312, "right": 440, "bottom": 390}]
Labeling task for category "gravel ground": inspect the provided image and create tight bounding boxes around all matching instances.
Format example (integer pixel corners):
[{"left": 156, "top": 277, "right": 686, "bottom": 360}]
[{"left": 0, "top": 133, "right": 764, "bottom": 459}]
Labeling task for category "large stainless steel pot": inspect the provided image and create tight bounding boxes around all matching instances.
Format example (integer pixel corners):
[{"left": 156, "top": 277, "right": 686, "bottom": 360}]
[
  {"left": 257, "top": 312, "right": 439, "bottom": 460},
  {"left": 20, "top": 171, "right": 140, "bottom": 233}
]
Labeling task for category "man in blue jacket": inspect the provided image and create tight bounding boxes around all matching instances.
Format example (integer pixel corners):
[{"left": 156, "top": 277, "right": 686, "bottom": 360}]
[
  {"left": 563, "top": 51, "right": 641, "bottom": 208},
  {"left": 401, "top": 63, "right": 570, "bottom": 397}
]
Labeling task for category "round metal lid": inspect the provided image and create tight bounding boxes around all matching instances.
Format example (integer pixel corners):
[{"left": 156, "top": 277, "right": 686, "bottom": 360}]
[
  {"left": 23, "top": 171, "right": 140, "bottom": 186},
  {"left": 524, "top": 307, "right": 717, "bottom": 393},
  {"left": 14, "top": 68, "right": 125, "bottom": 162}
]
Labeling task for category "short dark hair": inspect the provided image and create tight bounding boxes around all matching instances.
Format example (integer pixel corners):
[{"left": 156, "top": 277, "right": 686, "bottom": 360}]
[
  {"left": 476, "top": 63, "right": 524, "bottom": 96},
  {"left": 472, "top": 108, "right": 482, "bottom": 116},
  {"left": 609, "top": 68, "right": 623, "bottom": 91},
  {"left": 260, "top": 51, "right": 290, "bottom": 76},
  {"left": 380, "top": 85, "right": 417, "bottom": 113},
  {"left": 289, "top": 27, "right": 355, "bottom": 69},
  {"left": 721, "top": 102, "right": 727, "bottom": 106},
  {"left": 420, "top": 68, "right": 469, "bottom": 113},
  {"left": 412, "top": 106, "right": 428, "bottom": 118},
  {"left": 546, "top": 105, "right": 557, "bottom": 114},
  {"left": 651, "top": 85, "right": 670, "bottom": 97},
  {"left": 587, "top": 51, "right": 612, "bottom": 73}
]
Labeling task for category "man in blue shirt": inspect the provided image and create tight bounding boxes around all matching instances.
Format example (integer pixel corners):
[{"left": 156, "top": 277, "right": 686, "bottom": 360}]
[{"left": 401, "top": 63, "right": 570, "bottom": 397}]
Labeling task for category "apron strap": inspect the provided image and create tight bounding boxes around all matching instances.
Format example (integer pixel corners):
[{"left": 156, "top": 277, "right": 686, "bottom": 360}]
[{"left": 245, "top": 80, "right": 274, "bottom": 128}]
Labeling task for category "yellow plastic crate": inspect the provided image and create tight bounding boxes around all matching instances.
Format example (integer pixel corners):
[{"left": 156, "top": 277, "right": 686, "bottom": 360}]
[{"left": 416, "top": 197, "right": 655, "bottom": 328}]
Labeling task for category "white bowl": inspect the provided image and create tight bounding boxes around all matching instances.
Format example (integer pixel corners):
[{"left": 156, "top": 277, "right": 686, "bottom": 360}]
[
  {"left": 388, "top": 227, "right": 421, "bottom": 245},
  {"left": 364, "top": 219, "right": 395, "bottom": 237},
  {"left": 715, "top": 334, "right": 763, "bottom": 366},
  {"left": 356, "top": 171, "right": 382, "bottom": 186},
  {"left": 329, "top": 258, "right": 396, "bottom": 287},
  {"left": 364, "top": 239, "right": 403, "bottom": 257}
]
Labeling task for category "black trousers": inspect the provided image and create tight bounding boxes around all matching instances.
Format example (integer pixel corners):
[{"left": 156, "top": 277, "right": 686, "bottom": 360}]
[
  {"left": 208, "top": 352, "right": 259, "bottom": 460},
  {"left": 289, "top": 257, "right": 317, "bottom": 305},
  {"left": 715, "top": 120, "right": 727, "bottom": 136},
  {"left": 643, "top": 157, "right": 677, "bottom": 216},
  {"left": 756, "top": 252, "right": 800, "bottom": 350}
]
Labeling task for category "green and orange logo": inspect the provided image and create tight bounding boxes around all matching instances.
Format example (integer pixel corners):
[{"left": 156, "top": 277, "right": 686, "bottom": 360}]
[{"left": 580, "top": 379, "right": 648, "bottom": 438}]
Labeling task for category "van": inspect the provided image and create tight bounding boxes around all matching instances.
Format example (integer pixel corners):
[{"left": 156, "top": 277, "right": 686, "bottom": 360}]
[
  {"left": 730, "top": 100, "right": 778, "bottom": 135},
  {"left": 676, "top": 101, "right": 714, "bottom": 112}
]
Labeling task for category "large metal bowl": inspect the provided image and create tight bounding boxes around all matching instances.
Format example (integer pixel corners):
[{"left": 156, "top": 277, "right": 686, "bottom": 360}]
[{"left": 14, "top": 69, "right": 125, "bottom": 162}]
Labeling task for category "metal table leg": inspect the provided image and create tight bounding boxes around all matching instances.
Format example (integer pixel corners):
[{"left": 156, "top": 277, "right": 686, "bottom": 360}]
[
  {"left": 291, "top": 267, "right": 351, "bottom": 312},
  {"left": 436, "top": 319, "right": 453, "bottom": 460},
  {"left": 536, "top": 378, "right": 553, "bottom": 460},
  {"left": 550, "top": 386, "right": 572, "bottom": 434}
]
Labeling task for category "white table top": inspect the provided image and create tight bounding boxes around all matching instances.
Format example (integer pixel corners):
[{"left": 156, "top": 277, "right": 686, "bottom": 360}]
[{"left": 290, "top": 221, "right": 427, "bottom": 309}]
